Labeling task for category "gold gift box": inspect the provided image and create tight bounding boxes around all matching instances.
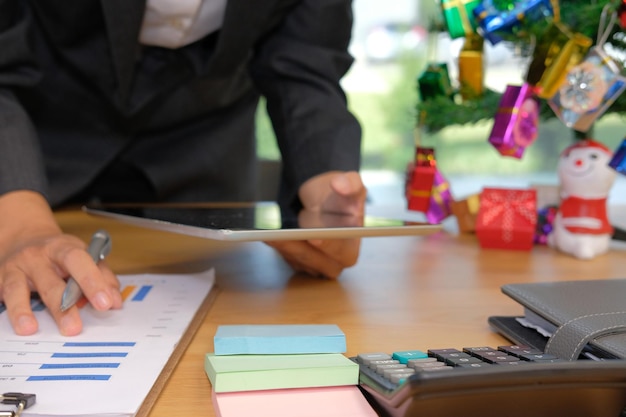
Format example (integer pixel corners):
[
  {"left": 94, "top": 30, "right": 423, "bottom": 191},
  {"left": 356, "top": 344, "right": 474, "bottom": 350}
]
[
  {"left": 458, "top": 34, "right": 484, "bottom": 99},
  {"left": 526, "top": 21, "right": 592, "bottom": 99}
]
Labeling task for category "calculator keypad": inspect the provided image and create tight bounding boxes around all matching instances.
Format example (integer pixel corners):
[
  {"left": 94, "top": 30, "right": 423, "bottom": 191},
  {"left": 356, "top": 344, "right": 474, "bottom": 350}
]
[{"left": 355, "top": 345, "right": 564, "bottom": 389}]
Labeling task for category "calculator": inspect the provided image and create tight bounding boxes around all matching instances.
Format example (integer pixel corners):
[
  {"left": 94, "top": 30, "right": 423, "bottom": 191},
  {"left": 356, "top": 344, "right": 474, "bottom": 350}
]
[{"left": 351, "top": 345, "right": 626, "bottom": 417}]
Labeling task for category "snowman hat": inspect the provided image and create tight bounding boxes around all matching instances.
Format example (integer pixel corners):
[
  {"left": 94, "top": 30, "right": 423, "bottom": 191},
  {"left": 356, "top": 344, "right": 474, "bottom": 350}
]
[{"left": 562, "top": 139, "right": 612, "bottom": 157}]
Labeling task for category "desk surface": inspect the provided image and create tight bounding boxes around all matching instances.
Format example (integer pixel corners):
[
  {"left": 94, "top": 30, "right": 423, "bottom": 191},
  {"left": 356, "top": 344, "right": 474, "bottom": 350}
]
[{"left": 55, "top": 208, "right": 626, "bottom": 417}]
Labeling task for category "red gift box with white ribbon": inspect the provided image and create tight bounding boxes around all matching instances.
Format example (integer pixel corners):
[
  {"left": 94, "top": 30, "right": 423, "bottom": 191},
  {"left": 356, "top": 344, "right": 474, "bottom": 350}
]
[{"left": 476, "top": 188, "right": 537, "bottom": 250}]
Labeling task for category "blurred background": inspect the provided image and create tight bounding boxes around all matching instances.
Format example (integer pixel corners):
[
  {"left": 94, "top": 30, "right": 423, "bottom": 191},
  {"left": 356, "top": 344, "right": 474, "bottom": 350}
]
[{"left": 256, "top": 0, "right": 626, "bottom": 206}]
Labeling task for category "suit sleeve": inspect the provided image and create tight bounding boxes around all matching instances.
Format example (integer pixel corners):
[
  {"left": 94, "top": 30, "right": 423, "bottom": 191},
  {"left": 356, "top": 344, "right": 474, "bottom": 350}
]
[
  {"left": 0, "top": 0, "right": 47, "bottom": 198},
  {"left": 249, "top": 0, "right": 362, "bottom": 210}
]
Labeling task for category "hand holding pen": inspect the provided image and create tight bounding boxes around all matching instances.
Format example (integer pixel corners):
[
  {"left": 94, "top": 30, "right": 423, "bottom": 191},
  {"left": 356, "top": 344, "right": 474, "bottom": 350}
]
[
  {"left": 0, "top": 223, "right": 122, "bottom": 336},
  {"left": 60, "top": 230, "right": 113, "bottom": 311}
]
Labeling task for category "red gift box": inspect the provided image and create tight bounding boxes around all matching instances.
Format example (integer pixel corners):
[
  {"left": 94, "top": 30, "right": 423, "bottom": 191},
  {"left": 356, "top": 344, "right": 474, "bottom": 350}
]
[
  {"left": 476, "top": 188, "right": 537, "bottom": 250},
  {"left": 406, "top": 148, "right": 436, "bottom": 212}
]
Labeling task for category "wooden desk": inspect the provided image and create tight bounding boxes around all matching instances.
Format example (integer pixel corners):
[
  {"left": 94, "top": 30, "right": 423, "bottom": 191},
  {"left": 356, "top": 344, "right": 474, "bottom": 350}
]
[{"left": 55, "top": 208, "right": 626, "bottom": 417}]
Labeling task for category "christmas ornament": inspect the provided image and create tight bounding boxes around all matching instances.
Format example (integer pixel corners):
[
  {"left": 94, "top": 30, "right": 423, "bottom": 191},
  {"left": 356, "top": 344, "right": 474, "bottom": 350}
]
[
  {"left": 451, "top": 193, "right": 481, "bottom": 233},
  {"left": 619, "top": 0, "right": 626, "bottom": 28},
  {"left": 424, "top": 169, "right": 453, "bottom": 224},
  {"left": 405, "top": 147, "right": 437, "bottom": 212},
  {"left": 440, "top": 0, "right": 480, "bottom": 39},
  {"left": 548, "top": 7, "right": 626, "bottom": 132},
  {"left": 488, "top": 83, "right": 539, "bottom": 158},
  {"left": 417, "top": 63, "right": 454, "bottom": 101},
  {"left": 473, "top": 0, "right": 554, "bottom": 45},
  {"left": 548, "top": 139, "right": 616, "bottom": 259},
  {"left": 458, "top": 33, "right": 485, "bottom": 99},
  {"left": 534, "top": 205, "right": 557, "bottom": 245},
  {"left": 525, "top": 21, "right": 592, "bottom": 99},
  {"left": 609, "top": 138, "right": 626, "bottom": 175}
]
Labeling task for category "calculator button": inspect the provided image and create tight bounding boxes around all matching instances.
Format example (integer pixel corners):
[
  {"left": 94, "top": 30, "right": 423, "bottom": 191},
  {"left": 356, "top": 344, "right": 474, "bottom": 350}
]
[
  {"left": 429, "top": 349, "right": 472, "bottom": 363},
  {"left": 383, "top": 367, "right": 415, "bottom": 379},
  {"left": 389, "top": 371, "right": 416, "bottom": 384},
  {"left": 368, "top": 359, "right": 400, "bottom": 369},
  {"left": 409, "top": 360, "right": 447, "bottom": 369},
  {"left": 497, "top": 345, "right": 544, "bottom": 357},
  {"left": 357, "top": 353, "right": 392, "bottom": 366},
  {"left": 456, "top": 362, "right": 493, "bottom": 369},
  {"left": 463, "top": 347, "right": 500, "bottom": 356},
  {"left": 463, "top": 346, "right": 494, "bottom": 353},
  {"left": 407, "top": 357, "right": 438, "bottom": 366},
  {"left": 375, "top": 363, "right": 408, "bottom": 375},
  {"left": 446, "top": 356, "right": 484, "bottom": 366},
  {"left": 439, "top": 352, "right": 475, "bottom": 366},
  {"left": 518, "top": 353, "right": 560, "bottom": 362},
  {"left": 416, "top": 365, "right": 454, "bottom": 372},
  {"left": 427, "top": 348, "right": 463, "bottom": 359},
  {"left": 480, "top": 354, "right": 520, "bottom": 364},
  {"left": 392, "top": 350, "right": 428, "bottom": 364},
  {"left": 495, "top": 361, "right": 528, "bottom": 366}
]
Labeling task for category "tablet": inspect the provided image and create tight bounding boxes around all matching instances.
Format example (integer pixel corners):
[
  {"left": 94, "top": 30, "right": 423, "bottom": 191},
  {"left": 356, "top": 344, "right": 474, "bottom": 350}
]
[{"left": 83, "top": 202, "right": 442, "bottom": 241}]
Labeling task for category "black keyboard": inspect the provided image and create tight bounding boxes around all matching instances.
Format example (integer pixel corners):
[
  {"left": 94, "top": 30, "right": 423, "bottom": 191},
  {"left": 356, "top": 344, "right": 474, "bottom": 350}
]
[{"left": 351, "top": 345, "right": 626, "bottom": 417}]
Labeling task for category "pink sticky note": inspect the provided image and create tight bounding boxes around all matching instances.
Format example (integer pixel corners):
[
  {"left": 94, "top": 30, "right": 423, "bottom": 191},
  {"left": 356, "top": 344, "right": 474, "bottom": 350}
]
[{"left": 213, "top": 385, "right": 377, "bottom": 417}]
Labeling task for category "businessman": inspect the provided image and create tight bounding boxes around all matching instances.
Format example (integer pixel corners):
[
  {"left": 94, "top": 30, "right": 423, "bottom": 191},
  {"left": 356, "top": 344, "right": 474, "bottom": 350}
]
[{"left": 0, "top": 0, "right": 366, "bottom": 335}]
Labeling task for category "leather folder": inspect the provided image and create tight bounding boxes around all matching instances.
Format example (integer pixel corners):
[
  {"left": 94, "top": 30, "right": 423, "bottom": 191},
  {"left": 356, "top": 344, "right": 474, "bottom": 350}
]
[{"left": 488, "top": 279, "right": 626, "bottom": 361}]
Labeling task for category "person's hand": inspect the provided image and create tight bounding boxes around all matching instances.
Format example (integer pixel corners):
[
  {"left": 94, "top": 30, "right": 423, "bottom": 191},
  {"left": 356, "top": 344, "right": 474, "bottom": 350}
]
[
  {"left": 0, "top": 191, "right": 122, "bottom": 335},
  {"left": 266, "top": 171, "right": 367, "bottom": 278}
]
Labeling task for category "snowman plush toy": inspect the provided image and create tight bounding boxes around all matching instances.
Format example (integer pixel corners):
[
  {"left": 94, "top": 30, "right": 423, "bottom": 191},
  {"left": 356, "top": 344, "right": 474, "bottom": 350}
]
[{"left": 548, "top": 139, "right": 616, "bottom": 259}]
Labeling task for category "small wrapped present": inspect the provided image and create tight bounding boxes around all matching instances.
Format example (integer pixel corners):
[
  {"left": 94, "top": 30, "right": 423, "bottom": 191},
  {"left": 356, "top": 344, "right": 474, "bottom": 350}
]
[
  {"left": 488, "top": 84, "right": 539, "bottom": 159},
  {"left": 525, "top": 21, "right": 592, "bottom": 99},
  {"left": 451, "top": 193, "right": 480, "bottom": 233},
  {"left": 609, "top": 138, "right": 626, "bottom": 175},
  {"left": 473, "top": 0, "right": 554, "bottom": 45},
  {"left": 425, "top": 169, "right": 453, "bottom": 224},
  {"left": 534, "top": 205, "right": 558, "bottom": 245},
  {"left": 458, "top": 33, "right": 485, "bottom": 99},
  {"left": 418, "top": 63, "right": 454, "bottom": 101},
  {"left": 441, "top": 0, "right": 480, "bottom": 39},
  {"left": 406, "top": 147, "right": 437, "bottom": 212},
  {"left": 548, "top": 47, "right": 626, "bottom": 133},
  {"left": 476, "top": 187, "right": 537, "bottom": 250}
]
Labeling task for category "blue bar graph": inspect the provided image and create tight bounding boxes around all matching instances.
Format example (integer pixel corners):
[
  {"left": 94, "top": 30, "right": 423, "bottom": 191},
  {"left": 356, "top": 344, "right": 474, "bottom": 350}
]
[
  {"left": 27, "top": 375, "right": 111, "bottom": 381},
  {"left": 52, "top": 352, "right": 128, "bottom": 358},
  {"left": 63, "top": 342, "right": 136, "bottom": 347},
  {"left": 40, "top": 363, "right": 120, "bottom": 369},
  {"left": 132, "top": 285, "right": 153, "bottom": 301}
]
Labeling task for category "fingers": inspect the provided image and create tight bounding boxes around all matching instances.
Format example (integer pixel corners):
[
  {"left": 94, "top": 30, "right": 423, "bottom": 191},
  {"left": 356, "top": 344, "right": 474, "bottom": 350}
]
[
  {"left": 1, "top": 269, "right": 39, "bottom": 335},
  {"left": 324, "top": 172, "right": 367, "bottom": 216},
  {"left": 266, "top": 237, "right": 361, "bottom": 279},
  {"left": 330, "top": 171, "right": 365, "bottom": 197}
]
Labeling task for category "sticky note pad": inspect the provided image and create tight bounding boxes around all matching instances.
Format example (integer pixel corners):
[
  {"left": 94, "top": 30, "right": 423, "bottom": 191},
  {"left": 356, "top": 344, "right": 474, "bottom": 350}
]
[
  {"left": 213, "top": 386, "right": 378, "bottom": 417},
  {"left": 214, "top": 324, "right": 346, "bottom": 355},
  {"left": 204, "top": 353, "right": 359, "bottom": 393}
]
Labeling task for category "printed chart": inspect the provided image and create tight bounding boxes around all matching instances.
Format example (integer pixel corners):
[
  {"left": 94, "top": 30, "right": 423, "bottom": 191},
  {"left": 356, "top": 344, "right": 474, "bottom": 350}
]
[{"left": 0, "top": 269, "right": 215, "bottom": 417}]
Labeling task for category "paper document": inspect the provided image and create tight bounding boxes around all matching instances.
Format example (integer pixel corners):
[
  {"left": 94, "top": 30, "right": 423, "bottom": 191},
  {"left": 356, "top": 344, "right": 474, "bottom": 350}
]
[{"left": 0, "top": 268, "right": 215, "bottom": 417}]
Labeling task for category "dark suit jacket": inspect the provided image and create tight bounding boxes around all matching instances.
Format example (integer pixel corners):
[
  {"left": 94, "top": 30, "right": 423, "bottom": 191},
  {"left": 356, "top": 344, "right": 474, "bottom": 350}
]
[{"left": 0, "top": 0, "right": 361, "bottom": 208}]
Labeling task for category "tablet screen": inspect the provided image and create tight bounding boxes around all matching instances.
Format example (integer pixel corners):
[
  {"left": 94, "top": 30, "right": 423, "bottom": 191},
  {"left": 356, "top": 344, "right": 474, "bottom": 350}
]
[{"left": 83, "top": 202, "right": 442, "bottom": 241}]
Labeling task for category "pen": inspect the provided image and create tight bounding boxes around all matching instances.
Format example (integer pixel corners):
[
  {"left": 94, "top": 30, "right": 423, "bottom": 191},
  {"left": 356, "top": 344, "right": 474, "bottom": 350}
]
[{"left": 60, "top": 229, "right": 112, "bottom": 312}]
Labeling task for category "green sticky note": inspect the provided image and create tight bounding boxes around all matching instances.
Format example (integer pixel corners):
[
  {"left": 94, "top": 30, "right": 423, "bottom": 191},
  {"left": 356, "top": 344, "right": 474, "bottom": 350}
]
[{"left": 204, "top": 353, "right": 359, "bottom": 393}]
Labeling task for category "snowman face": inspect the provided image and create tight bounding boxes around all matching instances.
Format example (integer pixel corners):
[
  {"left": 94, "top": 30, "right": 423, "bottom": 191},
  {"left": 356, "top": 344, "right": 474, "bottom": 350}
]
[{"left": 558, "top": 145, "right": 616, "bottom": 198}]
